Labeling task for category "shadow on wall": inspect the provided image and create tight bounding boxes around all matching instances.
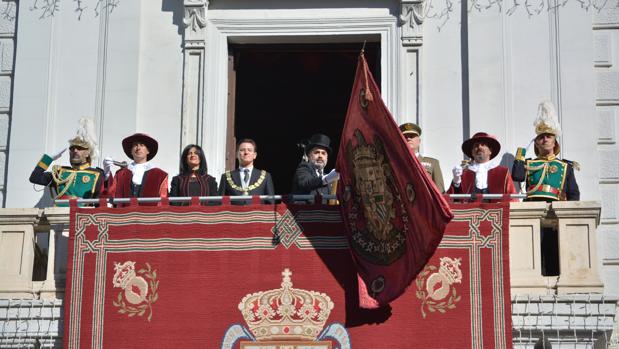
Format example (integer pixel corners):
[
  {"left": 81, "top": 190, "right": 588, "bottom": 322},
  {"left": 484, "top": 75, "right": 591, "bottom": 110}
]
[
  {"left": 500, "top": 152, "right": 521, "bottom": 192},
  {"left": 161, "top": 0, "right": 185, "bottom": 37},
  {"left": 34, "top": 188, "right": 54, "bottom": 209}
]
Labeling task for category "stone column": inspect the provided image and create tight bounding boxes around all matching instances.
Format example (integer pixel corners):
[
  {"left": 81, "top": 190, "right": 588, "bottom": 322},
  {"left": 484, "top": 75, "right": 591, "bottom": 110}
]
[
  {"left": 0, "top": 209, "right": 41, "bottom": 298},
  {"left": 399, "top": 0, "right": 425, "bottom": 124},
  {"left": 509, "top": 201, "right": 551, "bottom": 294},
  {"left": 551, "top": 201, "right": 604, "bottom": 294},
  {"left": 39, "top": 207, "right": 70, "bottom": 299},
  {"left": 181, "top": 0, "right": 209, "bottom": 148}
]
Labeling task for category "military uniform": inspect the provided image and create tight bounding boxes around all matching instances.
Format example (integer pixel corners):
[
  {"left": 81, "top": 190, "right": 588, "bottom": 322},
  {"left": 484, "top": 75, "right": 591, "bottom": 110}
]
[
  {"left": 417, "top": 155, "right": 445, "bottom": 193},
  {"left": 399, "top": 122, "right": 445, "bottom": 193},
  {"left": 512, "top": 150, "right": 579, "bottom": 201},
  {"left": 30, "top": 154, "right": 105, "bottom": 207},
  {"left": 511, "top": 101, "right": 580, "bottom": 201}
]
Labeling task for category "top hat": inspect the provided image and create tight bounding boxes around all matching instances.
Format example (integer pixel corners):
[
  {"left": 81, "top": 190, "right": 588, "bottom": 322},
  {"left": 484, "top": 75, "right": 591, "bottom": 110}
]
[
  {"left": 461, "top": 132, "right": 501, "bottom": 160},
  {"left": 122, "top": 133, "right": 158, "bottom": 161},
  {"left": 305, "top": 134, "right": 332, "bottom": 154},
  {"left": 399, "top": 122, "right": 421, "bottom": 137}
]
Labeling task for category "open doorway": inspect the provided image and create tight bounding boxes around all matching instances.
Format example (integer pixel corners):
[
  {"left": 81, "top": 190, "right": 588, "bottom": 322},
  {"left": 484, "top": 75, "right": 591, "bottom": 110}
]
[{"left": 228, "top": 42, "right": 381, "bottom": 194}]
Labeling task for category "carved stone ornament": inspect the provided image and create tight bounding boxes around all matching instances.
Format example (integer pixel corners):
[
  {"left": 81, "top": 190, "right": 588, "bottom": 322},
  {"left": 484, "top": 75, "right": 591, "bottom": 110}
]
[
  {"left": 399, "top": 0, "right": 426, "bottom": 47},
  {"left": 184, "top": 8, "right": 206, "bottom": 32},
  {"left": 184, "top": 0, "right": 208, "bottom": 32}
]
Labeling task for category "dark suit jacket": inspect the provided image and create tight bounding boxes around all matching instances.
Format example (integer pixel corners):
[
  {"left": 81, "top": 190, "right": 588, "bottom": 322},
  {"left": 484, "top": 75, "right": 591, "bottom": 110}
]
[
  {"left": 291, "top": 161, "right": 330, "bottom": 196},
  {"left": 218, "top": 168, "right": 274, "bottom": 204}
]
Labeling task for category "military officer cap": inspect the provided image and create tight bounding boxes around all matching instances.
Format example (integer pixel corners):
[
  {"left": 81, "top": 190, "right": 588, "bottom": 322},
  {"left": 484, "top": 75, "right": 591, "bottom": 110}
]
[
  {"left": 533, "top": 101, "right": 561, "bottom": 156},
  {"left": 399, "top": 122, "right": 421, "bottom": 137},
  {"left": 67, "top": 117, "right": 99, "bottom": 162}
]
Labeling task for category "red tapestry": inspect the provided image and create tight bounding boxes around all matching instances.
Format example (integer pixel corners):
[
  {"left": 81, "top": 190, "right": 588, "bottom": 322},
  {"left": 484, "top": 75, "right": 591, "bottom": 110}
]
[
  {"left": 64, "top": 202, "right": 512, "bottom": 349},
  {"left": 336, "top": 53, "right": 454, "bottom": 306}
]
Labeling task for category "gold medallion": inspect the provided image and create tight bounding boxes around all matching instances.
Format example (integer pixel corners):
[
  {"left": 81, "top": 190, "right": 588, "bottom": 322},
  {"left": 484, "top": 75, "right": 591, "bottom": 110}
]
[
  {"left": 82, "top": 175, "right": 91, "bottom": 183},
  {"left": 549, "top": 165, "right": 558, "bottom": 174}
]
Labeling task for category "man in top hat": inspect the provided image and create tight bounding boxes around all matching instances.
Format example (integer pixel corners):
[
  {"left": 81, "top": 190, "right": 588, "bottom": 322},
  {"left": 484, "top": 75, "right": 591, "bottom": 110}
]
[
  {"left": 512, "top": 101, "right": 579, "bottom": 201},
  {"left": 447, "top": 132, "right": 516, "bottom": 198},
  {"left": 30, "top": 118, "right": 106, "bottom": 206},
  {"left": 399, "top": 122, "right": 445, "bottom": 193},
  {"left": 291, "top": 133, "right": 340, "bottom": 200},
  {"left": 103, "top": 133, "right": 168, "bottom": 204},
  {"left": 218, "top": 138, "right": 274, "bottom": 203}
]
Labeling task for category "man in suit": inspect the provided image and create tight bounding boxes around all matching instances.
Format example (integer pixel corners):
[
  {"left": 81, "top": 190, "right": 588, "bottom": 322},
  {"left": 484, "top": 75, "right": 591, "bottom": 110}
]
[
  {"left": 103, "top": 133, "right": 168, "bottom": 206},
  {"left": 291, "top": 133, "right": 340, "bottom": 202},
  {"left": 399, "top": 123, "right": 445, "bottom": 193},
  {"left": 447, "top": 132, "right": 516, "bottom": 201},
  {"left": 218, "top": 138, "right": 275, "bottom": 203}
]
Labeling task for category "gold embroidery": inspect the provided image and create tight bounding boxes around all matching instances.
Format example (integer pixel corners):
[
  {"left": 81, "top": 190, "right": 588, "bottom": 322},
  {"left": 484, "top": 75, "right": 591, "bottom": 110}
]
[
  {"left": 51, "top": 166, "right": 77, "bottom": 199},
  {"left": 225, "top": 170, "right": 267, "bottom": 196}
]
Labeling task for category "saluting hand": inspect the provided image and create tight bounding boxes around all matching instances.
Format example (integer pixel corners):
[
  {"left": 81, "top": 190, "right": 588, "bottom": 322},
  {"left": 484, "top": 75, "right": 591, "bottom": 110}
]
[{"left": 50, "top": 148, "right": 67, "bottom": 161}]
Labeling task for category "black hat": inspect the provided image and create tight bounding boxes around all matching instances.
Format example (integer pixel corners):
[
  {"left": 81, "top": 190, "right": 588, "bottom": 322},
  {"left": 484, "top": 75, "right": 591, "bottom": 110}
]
[{"left": 306, "top": 133, "right": 332, "bottom": 154}]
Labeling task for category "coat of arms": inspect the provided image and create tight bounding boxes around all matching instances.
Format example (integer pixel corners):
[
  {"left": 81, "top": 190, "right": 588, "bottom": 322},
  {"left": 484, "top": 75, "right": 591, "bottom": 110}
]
[
  {"left": 111, "top": 261, "right": 159, "bottom": 321},
  {"left": 221, "top": 268, "right": 351, "bottom": 349},
  {"left": 415, "top": 257, "right": 463, "bottom": 318},
  {"left": 342, "top": 130, "right": 407, "bottom": 266}
]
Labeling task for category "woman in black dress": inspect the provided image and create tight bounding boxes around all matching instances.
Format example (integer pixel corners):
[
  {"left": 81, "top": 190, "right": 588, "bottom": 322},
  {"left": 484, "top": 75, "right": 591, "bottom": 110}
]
[{"left": 169, "top": 144, "right": 218, "bottom": 204}]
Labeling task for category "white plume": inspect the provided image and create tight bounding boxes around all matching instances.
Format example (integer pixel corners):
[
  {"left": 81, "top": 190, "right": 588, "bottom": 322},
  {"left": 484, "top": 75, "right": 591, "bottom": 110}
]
[
  {"left": 534, "top": 100, "right": 561, "bottom": 137},
  {"left": 75, "top": 117, "right": 99, "bottom": 161}
]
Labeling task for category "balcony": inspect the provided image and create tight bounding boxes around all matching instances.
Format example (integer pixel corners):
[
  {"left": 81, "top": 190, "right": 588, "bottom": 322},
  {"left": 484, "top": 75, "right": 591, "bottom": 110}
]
[{"left": 0, "top": 201, "right": 616, "bottom": 348}]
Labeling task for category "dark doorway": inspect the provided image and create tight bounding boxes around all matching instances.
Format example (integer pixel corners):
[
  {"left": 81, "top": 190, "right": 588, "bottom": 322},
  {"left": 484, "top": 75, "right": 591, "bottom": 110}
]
[{"left": 229, "top": 42, "right": 381, "bottom": 194}]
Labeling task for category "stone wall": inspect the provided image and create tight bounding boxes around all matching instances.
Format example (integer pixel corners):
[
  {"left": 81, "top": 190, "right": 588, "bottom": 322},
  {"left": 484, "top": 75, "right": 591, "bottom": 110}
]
[{"left": 0, "top": 1, "right": 16, "bottom": 207}]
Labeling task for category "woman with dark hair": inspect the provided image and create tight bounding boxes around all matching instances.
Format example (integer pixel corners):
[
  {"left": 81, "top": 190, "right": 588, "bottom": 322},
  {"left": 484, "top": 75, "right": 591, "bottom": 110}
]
[{"left": 169, "top": 144, "right": 218, "bottom": 204}]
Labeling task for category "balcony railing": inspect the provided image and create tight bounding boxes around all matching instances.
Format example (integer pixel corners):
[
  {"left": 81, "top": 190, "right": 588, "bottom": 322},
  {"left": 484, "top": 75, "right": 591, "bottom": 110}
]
[{"left": 0, "top": 199, "right": 605, "bottom": 298}]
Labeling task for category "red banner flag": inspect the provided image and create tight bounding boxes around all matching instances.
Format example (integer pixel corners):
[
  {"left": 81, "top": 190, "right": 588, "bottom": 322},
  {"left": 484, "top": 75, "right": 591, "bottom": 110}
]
[{"left": 336, "top": 53, "right": 454, "bottom": 306}]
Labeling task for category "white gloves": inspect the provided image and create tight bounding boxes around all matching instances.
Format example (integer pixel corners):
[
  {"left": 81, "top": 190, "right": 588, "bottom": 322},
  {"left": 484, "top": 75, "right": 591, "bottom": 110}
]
[
  {"left": 322, "top": 169, "right": 340, "bottom": 185},
  {"left": 50, "top": 148, "right": 67, "bottom": 161},
  {"left": 103, "top": 157, "right": 114, "bottom": 178},
  {"left": 452, "top": 165, "right": 463, "bottom": 186}
]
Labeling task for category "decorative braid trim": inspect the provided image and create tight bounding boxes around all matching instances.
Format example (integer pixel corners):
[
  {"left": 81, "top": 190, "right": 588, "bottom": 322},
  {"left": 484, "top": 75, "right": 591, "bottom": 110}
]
[{"left": 51, "top": 166, "right": 78, "bottom": 199}]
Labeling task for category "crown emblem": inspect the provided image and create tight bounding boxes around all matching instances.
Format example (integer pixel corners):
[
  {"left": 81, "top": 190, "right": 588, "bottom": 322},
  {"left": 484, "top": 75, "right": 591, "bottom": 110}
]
[
  {"left": 439, "top": 257, "right": 463, "bottom": 284},
  {"left": 238, "top": 268, "right": 334, "bottom": 341}
]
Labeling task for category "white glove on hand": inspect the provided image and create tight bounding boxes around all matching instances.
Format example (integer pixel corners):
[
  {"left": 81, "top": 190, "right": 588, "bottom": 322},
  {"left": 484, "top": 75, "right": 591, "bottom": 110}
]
[
  {"left": 322, "top": 169, "right": 340, "bottom": 185},
  {"left": 103, "top": 157, "right": 114, "bottom": 178},
  {"left": 452, "top": 165, "right": 463, "bottom": 186},
  {"left": 50, "top": 148, "right": 67, "bottom": 161}
]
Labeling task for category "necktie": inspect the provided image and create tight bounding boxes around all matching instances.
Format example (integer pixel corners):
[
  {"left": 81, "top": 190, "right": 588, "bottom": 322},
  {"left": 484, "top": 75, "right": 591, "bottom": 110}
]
[
  {"left": 317, "top": 168, "right": 324, "bottom": 177},
  {"left": 243, "top": 169, "right": 250, "bottom": 186}
]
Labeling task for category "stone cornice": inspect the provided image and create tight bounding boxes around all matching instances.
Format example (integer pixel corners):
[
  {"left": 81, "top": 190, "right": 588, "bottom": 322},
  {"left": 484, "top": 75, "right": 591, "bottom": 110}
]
[{"left": 0, "top": 208, "right": 42, "bottom": 225}]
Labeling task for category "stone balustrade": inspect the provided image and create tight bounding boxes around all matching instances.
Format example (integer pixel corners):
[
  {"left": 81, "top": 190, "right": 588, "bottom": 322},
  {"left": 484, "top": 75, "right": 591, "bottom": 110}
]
[{"left": 0, "top": 201, "right": 605, "bottom": 298}]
